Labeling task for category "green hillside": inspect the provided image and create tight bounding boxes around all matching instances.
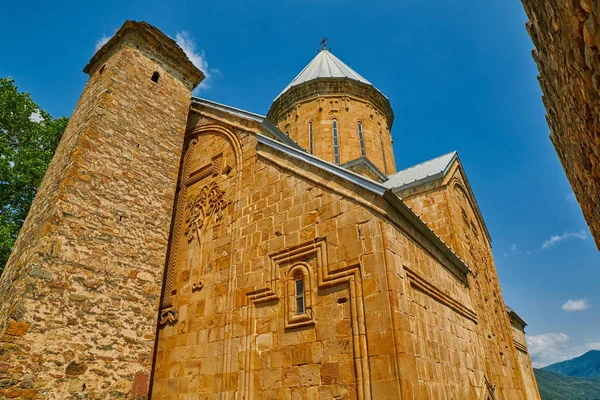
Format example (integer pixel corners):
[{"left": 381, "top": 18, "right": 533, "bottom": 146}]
[
  {"left": 543, "top": 351, "right": 600, "bottom": 378},
  {"left": 534, "top": 369, "right": 600, "bottom": 400}
]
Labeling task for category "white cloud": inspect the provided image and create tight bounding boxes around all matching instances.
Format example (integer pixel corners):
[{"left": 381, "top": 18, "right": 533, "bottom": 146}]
[
  {"left": 29, "top": 110, "right": 42, "bottom": 123},
  {"left": 541, "top": 230, "right": 586, "bottom": 250},
  {"left": 527, "top": 332, "right": 600, "bottom": 368},
  {"left": 95, "top": 35, "right": 112, "bottom": 53},
  {"left": 566, "top": 193, "right": 576, "bottom": 202},
  {"left": 510, "top": 244, "right": 518, "bottom": 252},
  {"left": 175, "top": 31, "right": 218, "bottom": 92},
  {"left": 562, "top": 299, "right": 590, "bottom": 312}
]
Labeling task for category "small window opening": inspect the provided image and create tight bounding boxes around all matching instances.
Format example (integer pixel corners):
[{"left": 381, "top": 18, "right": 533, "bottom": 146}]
[
  {"left": 358, "top": 123, "right": 366, "bottom": 157},
  {"left": 332, "top": 120, "right": 340, "bottom": 165},
  {"left": 151, "top": 71, "right": 160, "bottom": 83},
  {"left": 379, "top": 130, "right": 387, "bottom": 174},
  {"left": 309, "top": 122, "right": 314, "bottom": 155},
  {"left": 295, "top": 277, "right": 305, "bottom": 314}
]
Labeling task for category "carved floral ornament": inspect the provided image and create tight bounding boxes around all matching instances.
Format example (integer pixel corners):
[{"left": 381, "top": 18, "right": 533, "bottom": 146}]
[{"left": 184, "top": 181, "right": 228, "bottom": 243}]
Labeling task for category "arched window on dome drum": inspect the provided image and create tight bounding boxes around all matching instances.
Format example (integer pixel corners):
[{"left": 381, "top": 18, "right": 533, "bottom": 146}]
[
  {"left": 358, "top": 122, "right": 365, "bottom": 157},
  {"left": 332, "top": 119, "right": 340, "bottom": 165},
  {"left": 309, "top": 122, "right": 313, "bottom": 155}
]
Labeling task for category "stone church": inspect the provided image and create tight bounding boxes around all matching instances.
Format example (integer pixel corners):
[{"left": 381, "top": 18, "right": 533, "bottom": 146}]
[{"left": 0, "top": 21, "right": 540, "bottom": 399}]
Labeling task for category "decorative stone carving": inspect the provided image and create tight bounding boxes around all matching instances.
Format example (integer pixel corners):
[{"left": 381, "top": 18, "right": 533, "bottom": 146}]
[
  {"left": 184, "top": 181, "right": 228, "bottom": 243},
  {"left": 192, "top": 281, "right": 204, "bottom": 292},
  {"left": 158, "top": 307, "right": 178, "bottom": 327}
]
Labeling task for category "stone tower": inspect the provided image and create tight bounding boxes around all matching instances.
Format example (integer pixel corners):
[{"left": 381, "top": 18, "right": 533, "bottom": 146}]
[
  {"left": 0, "top": 21, "right": 202, "bottom": 398},
  {"left": 267, "top": 48, "right": 396, "bottom": 178}
]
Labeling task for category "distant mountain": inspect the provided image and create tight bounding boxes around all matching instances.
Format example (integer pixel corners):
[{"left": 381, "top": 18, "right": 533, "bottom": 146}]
[
  {"left": 534, "top": 369, "right": 600, "bottom": 400},
  {"left": 543, "top": 350, "right": 600, "bottom": 378}
]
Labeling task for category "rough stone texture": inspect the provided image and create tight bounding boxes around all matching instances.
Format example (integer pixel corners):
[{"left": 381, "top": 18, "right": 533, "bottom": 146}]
[
  {"left": 521, "top": 0, "right": 600, "bottom": 249},
  {"left": 267, "top": 79, "right": 396, "bottom": 176},
  {"left": 398, "top": 161, "right": 541, "bottom": 399},
  {"left": 0, "top": 21, "right": 202, "bottom": 399}
]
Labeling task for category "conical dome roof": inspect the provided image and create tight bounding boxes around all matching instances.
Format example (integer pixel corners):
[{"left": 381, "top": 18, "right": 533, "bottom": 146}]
[{"left": 275, "top": 49, "right": 374, "bottom": 100}]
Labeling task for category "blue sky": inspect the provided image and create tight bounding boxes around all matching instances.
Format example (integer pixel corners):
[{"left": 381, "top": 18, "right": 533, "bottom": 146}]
[{"left": 2, "top": 0, "right": 599, "bottom": 368}]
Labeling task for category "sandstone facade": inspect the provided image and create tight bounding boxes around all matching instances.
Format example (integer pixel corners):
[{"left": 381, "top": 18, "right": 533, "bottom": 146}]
[
  {"left": 521, "top": 0, "right": 600, "bottom": 249},
  {"left": 0, "top": 21, "right": 540, "bottom": 399}
]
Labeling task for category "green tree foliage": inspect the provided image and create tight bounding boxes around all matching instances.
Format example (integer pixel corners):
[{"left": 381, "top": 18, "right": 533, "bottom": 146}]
[{"left": 0, "top": 77, "right": 68, "bottom": 275}]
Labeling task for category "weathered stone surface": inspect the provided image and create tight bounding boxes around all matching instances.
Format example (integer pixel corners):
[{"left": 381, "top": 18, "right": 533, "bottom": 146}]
[
  {"left": 522, "top": 0, "right": 600, "bottom": 249},
  {"left": 0, "top": 20, "right": 202, "bottom": 398},
  {"left": 65, "top": 361, "right": 87, "bottom": 376},
  {"left": 4, "top": 320, "right": 29, "bottom": 337}
]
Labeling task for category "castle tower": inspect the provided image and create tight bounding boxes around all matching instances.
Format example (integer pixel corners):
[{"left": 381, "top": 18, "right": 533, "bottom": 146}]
[
  {"left": 267, "top": 47, "right": 396, "bottom": 179},
  {"left": 0, "top": 21, "right": 203, "bottom": 398}
]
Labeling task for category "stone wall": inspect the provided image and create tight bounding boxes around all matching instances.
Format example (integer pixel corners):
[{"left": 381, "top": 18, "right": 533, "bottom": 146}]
[
  {"left": 151, "top": 108, "right": 534, "bottom": 399},
  {"left": 399, "top": 161, "right": 541, "bottom": 399},
  {"left": 0, "top": 21, "right": 201, "bottom": 398},
  {"left": 267, "top": 80, "right": 395, "bottom": 176},
  {"left": 509, "top": 316, "right": 540, "bottom": 400},
  {"left": 521, "top": 0, "right": 600, "bottom": 249}
]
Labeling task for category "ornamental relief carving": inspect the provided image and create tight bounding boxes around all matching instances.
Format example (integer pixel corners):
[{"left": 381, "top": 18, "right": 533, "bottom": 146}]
[{"left": 184, "top": 181, "right": 228, "bottom": 243}]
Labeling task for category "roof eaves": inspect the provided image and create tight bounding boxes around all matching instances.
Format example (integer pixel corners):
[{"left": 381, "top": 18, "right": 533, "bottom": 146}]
[
  {"left": 340, "top": 157, "right": 388, "bottom": 182},
  {"left": 191, "top": 97, "right": 304, "bottom": 150},
  {"left": 506, "top": 305, "right": 528, "bottom": 327},
  {"left": 257, "top": 134, "right": 472, "bottom": 280}
]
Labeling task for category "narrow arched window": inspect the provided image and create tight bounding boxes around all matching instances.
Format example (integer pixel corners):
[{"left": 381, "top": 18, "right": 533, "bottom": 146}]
[
  {"left": 358, "top": 122, "right": 366, "bottom": 157},
  {"left": 332, "top": 120, "right": 340, "bottom": 165},
  {"left": 151, "top": 71, "right": 160, "bottom": 83},
  {"left": 295, "top": 275, "right": 305, "bottom": 314},
  {"left": 285, "top": 263, "right": 315, "bottom": 328},
  {"left": 380, "top": 130, "right": 387, "bottom": 174},
  {"left": 308, "top": 122, "right": 314, "bottom": 155}
]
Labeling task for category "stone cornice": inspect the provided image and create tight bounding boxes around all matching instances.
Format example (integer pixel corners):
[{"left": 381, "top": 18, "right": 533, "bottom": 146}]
[
  {"left": 84, "top": 20, "right": 204, "bottom": 90},
  {"left": 267, "top": 78, "right": 394, "bottom": 129}
]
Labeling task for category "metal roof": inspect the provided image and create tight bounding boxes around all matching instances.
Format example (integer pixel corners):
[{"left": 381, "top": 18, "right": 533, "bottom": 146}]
[
  {"left": 190, "top": 97, "right": 303, "bottom": 151},
  {"left": 275, "top": 50, "right": 373, "bottom": 100},
  {"left": 383, "top": 152, "right": 458, "bottom": 192}
]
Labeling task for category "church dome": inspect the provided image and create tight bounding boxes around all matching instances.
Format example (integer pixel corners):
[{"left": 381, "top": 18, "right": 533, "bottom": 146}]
[
  {"left": 274, "top": 49, "right": 374, "bottom": 100},
  {"left": 267, "top": 47, "right": 395, "bottom": 176}
]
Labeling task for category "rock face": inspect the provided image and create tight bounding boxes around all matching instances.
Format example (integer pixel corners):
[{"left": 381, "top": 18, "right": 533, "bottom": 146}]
[
  {"left": 0, "top": 21, "right": 202, "bottom": 398},
  {"left": 522, "top": 0, "right": 600, "bottom": 250}
]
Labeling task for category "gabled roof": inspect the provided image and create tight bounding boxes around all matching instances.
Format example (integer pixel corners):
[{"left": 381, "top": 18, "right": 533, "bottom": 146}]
[
  {"left": 275, "top": 50, "right": 374, "bottom": 100},
  {"left": 190, "top": 97, "right": 303, "bottom": 151},
  {"left": 190, "top": 98, "right": 473, "bottom": 282},
  {"left": 383, "top": 152, "right": 458, "bottom": 192},
  {"left": 340, "top": 157, "right": 388, "bottom": 182},
  {"left": 385, "top": 151, "right": 493, "bottom": 244}
]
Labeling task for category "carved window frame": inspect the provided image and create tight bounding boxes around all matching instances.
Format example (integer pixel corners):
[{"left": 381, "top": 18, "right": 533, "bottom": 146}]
[{"left": 284, "top": 262, "right": 315, "bottom": 329}]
